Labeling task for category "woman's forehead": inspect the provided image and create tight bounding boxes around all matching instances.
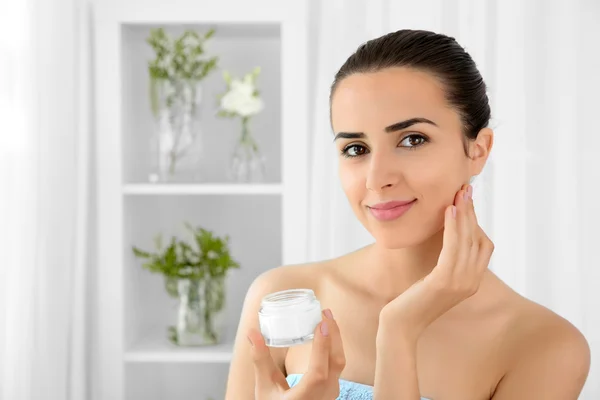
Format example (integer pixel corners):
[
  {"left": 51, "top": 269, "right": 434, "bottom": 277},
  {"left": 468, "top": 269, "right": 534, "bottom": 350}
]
[{"left": 331, "top": 68, "right": 457, "bottom": 132}]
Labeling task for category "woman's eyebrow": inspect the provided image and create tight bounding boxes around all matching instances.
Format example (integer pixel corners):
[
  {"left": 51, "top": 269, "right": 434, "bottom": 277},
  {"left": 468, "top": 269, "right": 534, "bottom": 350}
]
[
  {"left": 333, "top": 117, "right": 438, "bottom": 141},
  {"left": 384, "top": 117, "right": 438, "bottom": 132}
]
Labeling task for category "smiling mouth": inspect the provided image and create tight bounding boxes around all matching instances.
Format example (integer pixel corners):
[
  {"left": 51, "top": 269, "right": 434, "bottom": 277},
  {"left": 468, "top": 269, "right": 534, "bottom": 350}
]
[{"left": 367, "top": 200, "right": 417, "bottom": 221}]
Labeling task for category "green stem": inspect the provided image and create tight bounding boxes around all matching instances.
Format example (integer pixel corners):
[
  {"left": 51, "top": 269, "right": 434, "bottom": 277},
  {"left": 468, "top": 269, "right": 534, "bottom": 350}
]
[
  {"left": 169, "top": 153, "right": 177, "bottom": 175},
  {"left": 240, "top": 117, "right": 258, "bottom": 152},
  {"left": 204, "top": 279, "right": 217, "bottom": 343}
]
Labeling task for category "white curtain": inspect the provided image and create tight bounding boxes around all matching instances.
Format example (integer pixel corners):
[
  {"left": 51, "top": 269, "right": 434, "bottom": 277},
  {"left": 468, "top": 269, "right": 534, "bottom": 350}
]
[
  {"left": 0, "top": 0, "right": 93, "bottom": 399},
  {"left": 306, "top": 0, "right": 600, "bottom": 398}
]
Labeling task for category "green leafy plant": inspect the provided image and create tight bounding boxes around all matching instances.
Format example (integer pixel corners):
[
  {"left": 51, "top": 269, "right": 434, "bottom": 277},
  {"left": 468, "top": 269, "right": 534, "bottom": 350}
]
[
  {"left": 147, "top": 27, "right": 218, "bottom": 81},
  {"left": 132, "top": 223, "right": 240, "bottom": 345},
  {"left": 146, "top": 27, "right": 219, "bottom": 116},
  {"left": 132, "top": 222, "right": 240, "bottom": 289}
]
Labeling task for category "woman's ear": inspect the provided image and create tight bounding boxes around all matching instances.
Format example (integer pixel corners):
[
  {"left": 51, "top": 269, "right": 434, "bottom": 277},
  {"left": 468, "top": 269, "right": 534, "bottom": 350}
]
[
  {"left": 472, "top": 128, "right": 494, "bottom": 158},
  {"left": 469, "top": 127, "right": 494, "bottom": 176}
]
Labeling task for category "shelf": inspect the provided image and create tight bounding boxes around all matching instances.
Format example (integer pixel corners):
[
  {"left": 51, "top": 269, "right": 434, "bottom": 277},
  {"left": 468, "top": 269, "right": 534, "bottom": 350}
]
[
  {"left": 123, "top": 183, "right": 283, "bottom": 195},
  {"left": 97, "top": 0, "right": 285, "bottom": 24},
  {"left": 121, "top": 23, "right": 283, "bottom": 185},
  {"left": 94, "top": 0, "right": 309, "bottom": 397},
  {"left": 125, "top": 333, "right": 234, "bottom": 363}
]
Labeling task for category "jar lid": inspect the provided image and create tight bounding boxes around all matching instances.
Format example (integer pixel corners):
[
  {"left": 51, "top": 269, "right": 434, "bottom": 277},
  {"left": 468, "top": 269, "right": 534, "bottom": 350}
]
[{"left": 259, "top": 289, "right": 319, "bottom": 315}]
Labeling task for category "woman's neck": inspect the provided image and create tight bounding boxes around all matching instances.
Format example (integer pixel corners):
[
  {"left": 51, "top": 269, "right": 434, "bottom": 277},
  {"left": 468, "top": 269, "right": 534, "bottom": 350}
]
[{"left": 359, "top": 228, "right": 445, "bottom": 302}]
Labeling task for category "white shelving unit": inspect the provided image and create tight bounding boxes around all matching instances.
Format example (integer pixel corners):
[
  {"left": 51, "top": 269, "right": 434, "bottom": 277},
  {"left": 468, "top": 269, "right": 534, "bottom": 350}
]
[
  {"left": 94, "top": 1, "right": 308, "bottom": 399},
  {"left": 122, "top": 183, "right": 284, "bottom": 195},
  {"left": 124, "top": 331, "right": 233, "bottom": 363}
]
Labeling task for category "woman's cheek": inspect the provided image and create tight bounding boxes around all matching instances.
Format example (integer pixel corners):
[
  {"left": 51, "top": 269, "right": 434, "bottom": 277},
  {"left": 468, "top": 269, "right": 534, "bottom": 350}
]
[{"left": 339, "top": 165, "right": 364, "bottom": 199}]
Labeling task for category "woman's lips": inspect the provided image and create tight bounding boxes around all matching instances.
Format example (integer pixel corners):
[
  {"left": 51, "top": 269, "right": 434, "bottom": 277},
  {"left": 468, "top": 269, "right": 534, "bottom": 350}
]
[{"left": 368, "top": 200, "right": 417, "bottom": 221}]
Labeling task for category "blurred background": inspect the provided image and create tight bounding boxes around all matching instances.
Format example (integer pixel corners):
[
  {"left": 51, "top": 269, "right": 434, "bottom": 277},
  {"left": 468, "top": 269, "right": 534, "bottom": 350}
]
[{"left": 1, "top": 0, "right": 599, "bottom": 399}]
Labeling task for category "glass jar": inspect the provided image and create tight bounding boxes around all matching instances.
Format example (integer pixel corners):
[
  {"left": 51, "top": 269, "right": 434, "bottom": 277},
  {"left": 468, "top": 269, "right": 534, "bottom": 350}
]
[
  {"left": 228, "top": 117, "right": 266, "bottom": 183},
  {"left": 148, "top": 78, "right": 204, "bottom": 183},
  {"left": 258, "top": 289, "right": 322, "bottom": 347},
  {"left": 167, "top": 277, "right": 225, "bottom": 346}
]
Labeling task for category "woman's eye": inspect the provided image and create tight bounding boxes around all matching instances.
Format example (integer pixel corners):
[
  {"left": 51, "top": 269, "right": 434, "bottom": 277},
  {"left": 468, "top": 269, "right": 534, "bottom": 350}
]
[
  {"left": 341, "top": 144, "right": 367, "bottom": 158},
  {"left": 341, "top": 135, "right": 427, "bottom": 158},
  {"left": 400, "top": 134, "right": 428, "bottom": 149}
]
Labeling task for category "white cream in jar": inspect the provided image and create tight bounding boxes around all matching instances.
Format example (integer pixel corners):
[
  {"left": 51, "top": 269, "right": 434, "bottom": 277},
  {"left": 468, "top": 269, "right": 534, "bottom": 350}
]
[{"left": 258, "top": 289, "right": 322, "bottom": 347}]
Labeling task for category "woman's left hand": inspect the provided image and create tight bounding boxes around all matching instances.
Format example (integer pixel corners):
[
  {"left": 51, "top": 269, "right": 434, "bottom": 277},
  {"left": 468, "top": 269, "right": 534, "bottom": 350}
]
[
  {"left": 378, "top": 183, "right": 495, "bottom": 345},
  {"left": 248, "top": 309, "right": 346, "bottom": 400}
]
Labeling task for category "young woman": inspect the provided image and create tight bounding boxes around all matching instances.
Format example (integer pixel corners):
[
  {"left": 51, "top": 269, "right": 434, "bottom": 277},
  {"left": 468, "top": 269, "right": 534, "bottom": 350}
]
[{"left": 224, "top": 29, "right": 591, "bottom": 400}]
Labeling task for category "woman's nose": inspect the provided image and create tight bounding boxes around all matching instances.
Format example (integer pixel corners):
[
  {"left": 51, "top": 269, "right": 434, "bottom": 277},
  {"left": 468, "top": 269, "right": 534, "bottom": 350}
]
[{"left": 365, "top": 151, "right": 400, "bottom": 193}]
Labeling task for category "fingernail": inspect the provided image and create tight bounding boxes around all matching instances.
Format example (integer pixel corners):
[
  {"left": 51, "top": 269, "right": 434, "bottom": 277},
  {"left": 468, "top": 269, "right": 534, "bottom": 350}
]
[
  {"left": 451, "top": 205, "right": 457, "bottom": 218},
  {"left": 320, "top": 321, "right": 329, "bottom": 336},
  {"left": 463, "top": 189, "right": 470, "bottom": 201},
  {"left": 323, "top": 309, "right": 334, "bottom": 320},
  {"left": 467, "top": 185, "right": 473, "bottom": 199},
  {"left": 247, "top": 335, "right": 254, "bottom": 347}
]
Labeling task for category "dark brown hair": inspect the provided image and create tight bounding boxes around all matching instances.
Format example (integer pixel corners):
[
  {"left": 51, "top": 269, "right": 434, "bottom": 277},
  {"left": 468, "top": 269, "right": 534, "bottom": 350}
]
[{"left": 330, "top": 29, "right": 491, "bottom": 155}]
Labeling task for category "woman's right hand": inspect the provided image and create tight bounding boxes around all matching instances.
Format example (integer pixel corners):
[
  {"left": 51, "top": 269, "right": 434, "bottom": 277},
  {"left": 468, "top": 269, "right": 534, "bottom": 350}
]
[{"left": 247, "top": 309, "right": 346, "bottom": 400}]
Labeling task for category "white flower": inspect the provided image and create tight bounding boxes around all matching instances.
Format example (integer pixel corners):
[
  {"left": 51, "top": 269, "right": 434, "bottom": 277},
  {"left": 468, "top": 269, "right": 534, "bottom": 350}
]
[
  {"left": 207, "top": 250, "right": 218, "bottom": 259},
  {"left": 220, "top": 78, "right": 264, "bottom": 117},
  {"left": 237, "top": 96, "right": 264, "bottom": 117},
  {"left": 232, "top": 79, "right": 254, "bottom": 96}
]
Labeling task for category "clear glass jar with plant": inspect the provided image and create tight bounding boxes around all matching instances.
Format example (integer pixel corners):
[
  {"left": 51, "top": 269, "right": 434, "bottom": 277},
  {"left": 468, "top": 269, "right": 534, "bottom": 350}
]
[
  {"left": 132, "top": 223, "right": 240, "bottom": 346},
  {"left": 217, "top": 67, "right": 267, "bottom": 182},
  {"left": 146, "top": 27, "right": 219, "bottom": 182}
]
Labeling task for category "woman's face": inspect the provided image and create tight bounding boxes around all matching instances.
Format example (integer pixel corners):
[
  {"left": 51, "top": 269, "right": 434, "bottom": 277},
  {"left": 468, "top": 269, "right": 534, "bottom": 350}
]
[{"left": 331, "top": 67, "right": 490, "bottom": 249}]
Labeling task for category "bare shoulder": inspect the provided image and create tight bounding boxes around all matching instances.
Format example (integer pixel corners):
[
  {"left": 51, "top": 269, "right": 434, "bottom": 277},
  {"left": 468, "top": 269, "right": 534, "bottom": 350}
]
[
  {"left": 246, "top": 244, "right": 370, "bottom": 298},
  {"left": 247, "top": 259, "right": 334, "bottom": 297},
  {"left": 491, "top": 282, "right": 591, "bottom": 399},
  {"left": 505, "top": 291, "right": 590, "bottom": 365}
]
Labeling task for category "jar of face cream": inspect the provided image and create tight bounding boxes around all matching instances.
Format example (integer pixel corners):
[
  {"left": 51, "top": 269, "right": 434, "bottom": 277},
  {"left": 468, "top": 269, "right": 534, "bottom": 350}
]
[{"left": 258, "top": 289, "right": 322, "bottom": 347}]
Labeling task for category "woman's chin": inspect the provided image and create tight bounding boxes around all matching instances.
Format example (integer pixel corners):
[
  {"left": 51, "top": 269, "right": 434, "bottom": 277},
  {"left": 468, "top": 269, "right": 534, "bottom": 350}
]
[{"left": 369, "top": 228, "right": 427, "bottom": 249}]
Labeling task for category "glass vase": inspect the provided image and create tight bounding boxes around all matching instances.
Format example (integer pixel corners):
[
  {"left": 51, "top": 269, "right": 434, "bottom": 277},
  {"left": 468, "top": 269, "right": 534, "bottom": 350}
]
[
  {"left": 228, "top": 118, "right": 266, "bottom": 183},
  {"left": 167, "top": 276, "right": 226, "bottom": 346},
  {"left": 148, "top": 78, "right": 204, "bottom": 183}
]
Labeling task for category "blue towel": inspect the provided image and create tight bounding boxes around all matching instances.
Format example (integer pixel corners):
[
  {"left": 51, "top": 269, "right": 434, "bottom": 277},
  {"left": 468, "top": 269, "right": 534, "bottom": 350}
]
[{"left": 286, "top": 373, "right": 431, "bottom": 400}]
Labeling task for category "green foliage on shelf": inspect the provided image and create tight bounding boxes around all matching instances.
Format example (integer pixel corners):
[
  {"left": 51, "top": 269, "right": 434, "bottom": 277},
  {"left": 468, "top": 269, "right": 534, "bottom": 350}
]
[
  {"left": 147, "top": 27, "right": 218, "bottom": 82},
  {"left": 131, "top": 222, "right": 240, "bottom": 295},
  {"left": 132, "top": 223, "right": 240, "bottom": 345},
  {"left": 146, "top": 27, "right": 219, "bottom": 116},
  {"left": 133, "top": 224, "right": 239, "bottom": 345}
]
